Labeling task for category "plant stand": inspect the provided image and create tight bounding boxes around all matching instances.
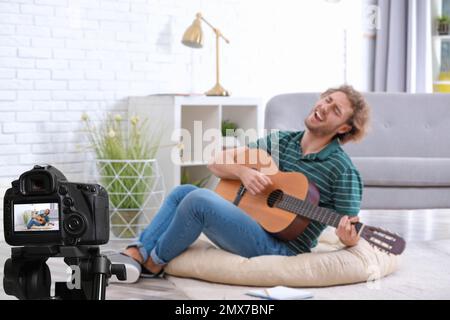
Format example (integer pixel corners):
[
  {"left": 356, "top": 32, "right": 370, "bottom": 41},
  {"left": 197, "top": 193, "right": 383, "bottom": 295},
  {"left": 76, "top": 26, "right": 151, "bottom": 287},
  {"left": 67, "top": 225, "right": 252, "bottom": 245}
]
[{"left": 94, "top": 159, "right": 165, "bottom": 240}]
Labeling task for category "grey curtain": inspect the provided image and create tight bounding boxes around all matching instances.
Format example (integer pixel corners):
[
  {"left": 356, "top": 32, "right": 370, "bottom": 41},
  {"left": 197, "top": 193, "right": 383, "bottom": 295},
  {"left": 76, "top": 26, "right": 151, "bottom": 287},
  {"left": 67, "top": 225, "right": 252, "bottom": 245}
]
[{"left": 371, "top": 0, "right": 432, "bottom": 92}]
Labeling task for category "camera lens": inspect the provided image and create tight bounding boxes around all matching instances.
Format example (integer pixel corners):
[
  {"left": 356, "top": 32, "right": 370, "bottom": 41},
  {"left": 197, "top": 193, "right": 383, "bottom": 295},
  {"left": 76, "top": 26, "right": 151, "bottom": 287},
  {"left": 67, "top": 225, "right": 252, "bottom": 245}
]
[{"left": 63, "top": 214, "right": 86, "bottom": 237}]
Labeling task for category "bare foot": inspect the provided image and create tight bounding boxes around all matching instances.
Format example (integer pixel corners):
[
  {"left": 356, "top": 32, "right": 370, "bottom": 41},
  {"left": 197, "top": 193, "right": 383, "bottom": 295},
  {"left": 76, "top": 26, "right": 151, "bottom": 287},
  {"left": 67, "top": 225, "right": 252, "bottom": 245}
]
[
  {"left": 123, "top": 247, "right": 144, "bottom": 264},
  {"left": 143, "top": 256, "right": 164, "bottom": 274}
]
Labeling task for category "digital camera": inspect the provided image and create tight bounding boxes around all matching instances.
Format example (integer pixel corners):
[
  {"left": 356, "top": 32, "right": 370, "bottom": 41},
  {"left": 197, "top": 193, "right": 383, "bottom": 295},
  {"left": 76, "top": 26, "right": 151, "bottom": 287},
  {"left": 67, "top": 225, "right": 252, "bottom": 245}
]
[{"left": 3, "top": 165, "right": 109, "bottom": 246}]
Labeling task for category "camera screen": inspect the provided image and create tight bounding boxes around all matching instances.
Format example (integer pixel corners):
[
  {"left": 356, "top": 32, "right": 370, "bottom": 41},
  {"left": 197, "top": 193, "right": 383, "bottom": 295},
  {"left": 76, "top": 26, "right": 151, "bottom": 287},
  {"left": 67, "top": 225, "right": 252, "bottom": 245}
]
[{"left": 13, "top": 203, "right": 59, "bottom": 232}]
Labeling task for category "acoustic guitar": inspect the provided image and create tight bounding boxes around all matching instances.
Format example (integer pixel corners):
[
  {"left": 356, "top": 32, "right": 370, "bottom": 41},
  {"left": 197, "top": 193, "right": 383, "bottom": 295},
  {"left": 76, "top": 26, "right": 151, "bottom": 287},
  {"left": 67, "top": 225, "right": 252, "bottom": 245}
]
[{"left": 214, "top": 148, "right": 406, "bottom": 255}]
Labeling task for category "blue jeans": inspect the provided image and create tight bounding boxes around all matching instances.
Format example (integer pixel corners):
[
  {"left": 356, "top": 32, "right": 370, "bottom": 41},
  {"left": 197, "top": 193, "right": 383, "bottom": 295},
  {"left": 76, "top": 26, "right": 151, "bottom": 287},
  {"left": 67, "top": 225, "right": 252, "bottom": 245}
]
[
  {"left": 129, "top": 184, "right": 296, "bottom": 266},
  {"left": 27, "top": 219, "right": 44, "bottom": 229}
]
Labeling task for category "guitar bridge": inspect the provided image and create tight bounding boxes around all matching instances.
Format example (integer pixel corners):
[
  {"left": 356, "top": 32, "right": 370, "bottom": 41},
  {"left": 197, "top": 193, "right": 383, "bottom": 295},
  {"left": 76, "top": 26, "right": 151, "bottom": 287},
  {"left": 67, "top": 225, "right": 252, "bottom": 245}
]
[{"left": 233, "top": 184, "right": 247, "bottom": 206}]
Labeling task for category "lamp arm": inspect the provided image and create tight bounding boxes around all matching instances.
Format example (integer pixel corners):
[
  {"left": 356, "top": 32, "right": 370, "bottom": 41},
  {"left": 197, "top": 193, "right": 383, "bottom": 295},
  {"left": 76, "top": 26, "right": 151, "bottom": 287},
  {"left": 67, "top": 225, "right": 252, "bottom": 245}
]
[{"left": 200, "top": 16, "right": 230, "bottom": 43}]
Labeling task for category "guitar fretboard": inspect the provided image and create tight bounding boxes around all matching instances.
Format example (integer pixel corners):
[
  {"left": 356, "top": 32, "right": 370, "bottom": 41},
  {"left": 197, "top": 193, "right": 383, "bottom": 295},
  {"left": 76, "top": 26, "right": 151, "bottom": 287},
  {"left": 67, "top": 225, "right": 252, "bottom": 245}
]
[{"left": 276, "top": 193, "right": 359, "bottom": 230}]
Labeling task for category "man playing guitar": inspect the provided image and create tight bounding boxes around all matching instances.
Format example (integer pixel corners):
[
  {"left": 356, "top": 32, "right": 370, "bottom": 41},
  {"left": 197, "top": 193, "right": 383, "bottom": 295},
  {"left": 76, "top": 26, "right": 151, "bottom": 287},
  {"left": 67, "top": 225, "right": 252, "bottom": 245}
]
[{"left": 120, "top": 85, "right": 372, "bottom": 278}]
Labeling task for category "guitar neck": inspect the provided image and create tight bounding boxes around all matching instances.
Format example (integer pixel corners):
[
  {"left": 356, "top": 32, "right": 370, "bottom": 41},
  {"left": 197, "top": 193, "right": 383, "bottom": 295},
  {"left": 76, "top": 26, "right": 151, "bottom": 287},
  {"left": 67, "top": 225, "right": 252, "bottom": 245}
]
[{"left": 277, "top": 194, "right": 362, "bottom": 231}]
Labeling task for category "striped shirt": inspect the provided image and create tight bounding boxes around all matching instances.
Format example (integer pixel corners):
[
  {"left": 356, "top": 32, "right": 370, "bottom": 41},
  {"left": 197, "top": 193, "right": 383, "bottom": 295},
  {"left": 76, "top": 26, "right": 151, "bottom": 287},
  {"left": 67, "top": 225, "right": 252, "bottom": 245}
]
[{"left": 248, "top": 130, "right": 363, "bottom": 254}]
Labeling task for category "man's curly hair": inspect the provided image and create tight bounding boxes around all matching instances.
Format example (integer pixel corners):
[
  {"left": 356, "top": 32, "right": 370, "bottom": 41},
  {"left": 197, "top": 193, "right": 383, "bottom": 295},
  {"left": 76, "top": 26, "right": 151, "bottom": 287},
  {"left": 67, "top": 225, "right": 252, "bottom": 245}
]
[{"left": 321, "top": 85, "right": 371, "bottom": 144}]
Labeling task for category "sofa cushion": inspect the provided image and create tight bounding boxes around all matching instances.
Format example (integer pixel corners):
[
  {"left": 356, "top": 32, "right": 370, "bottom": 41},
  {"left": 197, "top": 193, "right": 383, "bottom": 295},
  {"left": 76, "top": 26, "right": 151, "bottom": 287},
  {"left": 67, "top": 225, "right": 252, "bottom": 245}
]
[
  {"left": 265, "top": 93, "right": 450, "bottom": 158},
  {"left": 353, "top": 157, "right": 450, "bottom": 187},
  {"left": 165, "top": 228, "right": 400, "bottom": 287}
]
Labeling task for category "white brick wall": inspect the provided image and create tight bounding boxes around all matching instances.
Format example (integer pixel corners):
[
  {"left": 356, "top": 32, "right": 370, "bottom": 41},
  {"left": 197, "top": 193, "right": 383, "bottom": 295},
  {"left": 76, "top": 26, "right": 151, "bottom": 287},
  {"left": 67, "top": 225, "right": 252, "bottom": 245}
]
[
  {"left": 0, "top": 0, "right": 197, "bottom": 185},
  {"left": 0, "top": 0, "right": 362, "bottom": 234}
]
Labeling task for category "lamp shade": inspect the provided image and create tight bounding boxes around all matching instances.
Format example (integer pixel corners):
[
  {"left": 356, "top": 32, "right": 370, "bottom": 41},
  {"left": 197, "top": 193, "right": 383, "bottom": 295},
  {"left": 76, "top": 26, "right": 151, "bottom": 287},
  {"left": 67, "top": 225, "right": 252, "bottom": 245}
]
[{"left": 181, "top": 16, "right": 203, "bottom": 48}]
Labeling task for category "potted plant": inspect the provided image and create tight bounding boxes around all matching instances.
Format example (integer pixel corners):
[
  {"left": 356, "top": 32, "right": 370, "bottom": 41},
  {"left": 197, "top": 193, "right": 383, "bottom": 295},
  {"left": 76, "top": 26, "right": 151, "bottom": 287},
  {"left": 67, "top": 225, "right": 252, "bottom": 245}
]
[
  {"left": 221, "top": 119, "right": 240, "bottom": 149},
  {"left": 437, "top": 15, "right": 450, "bottom": 35},
  {"left": 82, "top": 113, "right": 165, "bottom": 239}
]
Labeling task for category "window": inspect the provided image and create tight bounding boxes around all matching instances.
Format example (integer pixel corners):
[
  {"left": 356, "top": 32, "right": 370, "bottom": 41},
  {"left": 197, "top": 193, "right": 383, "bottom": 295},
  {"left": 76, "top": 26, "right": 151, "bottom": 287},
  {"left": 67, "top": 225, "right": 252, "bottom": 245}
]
[{"left": 226, "top": 0, "right": 366, "bottom": 98}]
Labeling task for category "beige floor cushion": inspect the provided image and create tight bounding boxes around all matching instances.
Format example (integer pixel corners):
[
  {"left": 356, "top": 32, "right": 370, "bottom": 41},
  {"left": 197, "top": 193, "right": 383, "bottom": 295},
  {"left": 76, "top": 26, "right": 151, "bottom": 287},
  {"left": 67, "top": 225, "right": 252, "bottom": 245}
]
[{"left": 165, "top": 228, "right": 401, "bottom": 287}]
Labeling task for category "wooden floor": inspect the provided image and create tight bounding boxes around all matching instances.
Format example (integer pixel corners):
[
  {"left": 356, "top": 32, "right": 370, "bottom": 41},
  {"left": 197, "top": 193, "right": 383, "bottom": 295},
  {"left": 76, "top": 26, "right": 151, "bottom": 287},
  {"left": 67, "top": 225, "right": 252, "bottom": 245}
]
[
  {"left": 1, "top": 208, "right": 450, "bottom": 300},
  {"left": 358, "top": 209, "right": 450, "bottom": 243}
]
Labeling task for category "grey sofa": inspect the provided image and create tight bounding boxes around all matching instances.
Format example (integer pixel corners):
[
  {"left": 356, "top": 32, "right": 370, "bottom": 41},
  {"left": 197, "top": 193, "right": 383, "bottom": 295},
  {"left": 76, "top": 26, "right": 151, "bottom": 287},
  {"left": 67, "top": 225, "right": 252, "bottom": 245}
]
[{"left": 265, "top": 93, "right": 450, "bottom": 209}]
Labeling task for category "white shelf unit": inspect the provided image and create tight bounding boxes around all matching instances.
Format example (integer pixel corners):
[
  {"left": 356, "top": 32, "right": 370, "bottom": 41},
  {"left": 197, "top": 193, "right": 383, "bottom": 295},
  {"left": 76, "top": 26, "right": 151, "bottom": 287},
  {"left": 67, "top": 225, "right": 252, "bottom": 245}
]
[
  {"left": 432, "top": 35, "right": 450, "bottom": 86},
  {"left": 128, "top": 95, "right": 262, "bottom": 195},
  {"left": 432, "top": 0, "right": 450, "bottom": 91}
]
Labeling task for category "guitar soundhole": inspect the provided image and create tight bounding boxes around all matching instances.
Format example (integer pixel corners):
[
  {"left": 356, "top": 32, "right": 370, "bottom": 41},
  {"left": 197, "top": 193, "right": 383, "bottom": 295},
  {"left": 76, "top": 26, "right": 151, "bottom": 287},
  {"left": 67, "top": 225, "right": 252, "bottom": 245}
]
[{"left": 267, "top": 189, "right": 284, "bottom": 207}]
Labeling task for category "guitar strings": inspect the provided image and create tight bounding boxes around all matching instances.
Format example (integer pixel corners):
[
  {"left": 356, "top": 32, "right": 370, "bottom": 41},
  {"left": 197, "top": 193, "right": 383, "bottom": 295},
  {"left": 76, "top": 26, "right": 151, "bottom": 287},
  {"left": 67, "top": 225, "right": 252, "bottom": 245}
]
[
  {"left": 231, "top": 190, "right": 342, "bottom": 227},
  {"left": 234, "top": 190, "right": 304, "bottom": 207}
]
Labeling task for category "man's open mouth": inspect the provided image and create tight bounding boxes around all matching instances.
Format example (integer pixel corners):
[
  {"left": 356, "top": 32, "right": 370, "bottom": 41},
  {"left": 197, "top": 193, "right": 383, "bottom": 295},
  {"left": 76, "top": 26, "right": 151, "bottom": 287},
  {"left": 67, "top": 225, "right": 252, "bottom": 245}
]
[{"left": 314, "top": 110, "right": 324, "bottom": 122}]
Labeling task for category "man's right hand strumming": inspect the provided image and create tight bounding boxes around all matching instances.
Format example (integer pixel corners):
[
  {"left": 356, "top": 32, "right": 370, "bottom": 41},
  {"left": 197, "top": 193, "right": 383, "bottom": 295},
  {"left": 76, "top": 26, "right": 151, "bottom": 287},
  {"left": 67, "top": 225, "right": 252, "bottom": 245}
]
[
  {"left": 236, "top": 166, "right": 272, "bottom": 196},
  {"left": 208, "top": 147, "right": 273, "bottom": 195}
]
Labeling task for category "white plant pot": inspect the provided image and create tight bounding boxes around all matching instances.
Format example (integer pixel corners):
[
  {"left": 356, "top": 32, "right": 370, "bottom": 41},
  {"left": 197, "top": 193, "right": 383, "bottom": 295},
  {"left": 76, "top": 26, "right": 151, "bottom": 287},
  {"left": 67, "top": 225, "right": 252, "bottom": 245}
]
[{"left": 94, "top": 159, "right": 165, "bottom": 239}]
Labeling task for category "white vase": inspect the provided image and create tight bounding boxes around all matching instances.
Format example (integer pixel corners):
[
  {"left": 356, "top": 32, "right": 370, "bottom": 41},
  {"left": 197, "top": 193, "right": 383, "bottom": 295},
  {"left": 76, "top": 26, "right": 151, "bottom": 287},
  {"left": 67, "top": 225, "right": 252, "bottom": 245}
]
[{"left": 94, "top": 159, "right": 165, "bottom": 239}]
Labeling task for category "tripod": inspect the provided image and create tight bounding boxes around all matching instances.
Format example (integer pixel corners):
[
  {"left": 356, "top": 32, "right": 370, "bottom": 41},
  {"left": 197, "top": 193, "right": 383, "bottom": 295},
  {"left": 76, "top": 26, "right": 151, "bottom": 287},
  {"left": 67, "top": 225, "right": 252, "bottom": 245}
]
[{"left": 3, "top": 245, "right": 126, "bottom": 300}]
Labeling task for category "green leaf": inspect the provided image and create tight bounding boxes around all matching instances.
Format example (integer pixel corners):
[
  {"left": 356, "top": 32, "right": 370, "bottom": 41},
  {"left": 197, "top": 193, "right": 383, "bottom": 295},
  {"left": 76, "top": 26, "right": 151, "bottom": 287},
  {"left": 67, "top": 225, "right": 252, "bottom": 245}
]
[{"left": 221, "top": 119, "right": 239, "bottom": 137}]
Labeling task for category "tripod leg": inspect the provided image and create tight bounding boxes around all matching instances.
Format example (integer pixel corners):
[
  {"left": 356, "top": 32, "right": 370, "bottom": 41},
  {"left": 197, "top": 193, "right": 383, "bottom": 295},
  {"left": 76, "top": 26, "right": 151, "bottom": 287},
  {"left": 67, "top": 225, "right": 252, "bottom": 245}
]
[
  {"left": 66, "top": 254, "right": 109, "bottom": 300},
  {"left": 92, "top": 273, "right": 107, "bottom": 300},
  {"left": 89, "top": 255, "right": 110, "bottom": 300}
]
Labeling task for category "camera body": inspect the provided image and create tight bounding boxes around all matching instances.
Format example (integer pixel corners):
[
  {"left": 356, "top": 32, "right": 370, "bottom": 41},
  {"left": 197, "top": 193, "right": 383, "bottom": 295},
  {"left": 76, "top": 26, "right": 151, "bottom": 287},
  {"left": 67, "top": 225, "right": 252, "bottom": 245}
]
[{"left": 3, "top": 165, "right": 109, "bottom": 246}]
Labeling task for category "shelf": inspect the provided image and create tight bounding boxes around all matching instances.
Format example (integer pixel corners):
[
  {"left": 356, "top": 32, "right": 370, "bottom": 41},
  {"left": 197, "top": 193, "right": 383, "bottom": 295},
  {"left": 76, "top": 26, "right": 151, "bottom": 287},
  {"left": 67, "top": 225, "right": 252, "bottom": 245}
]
[
  {"left": 174, "top": 96, "right": 261, "bottom": 106},
  {"left": 180, "top": 104, "right": 220, "bottom": 164},
  {"left": 433, "top": 81, "right": 450, "bottom": 84},
  {"left": 181, "top": 166, "right": 218, "bottom": 189},
  {"left": 180, "top": 161, "right": 209, "bottom": 167},
  {"left": 222, "top": 105, "right": 258, "bottom": 136},
  {"left": 433, "top": 35, "right": 450, "bottom": 40}
]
